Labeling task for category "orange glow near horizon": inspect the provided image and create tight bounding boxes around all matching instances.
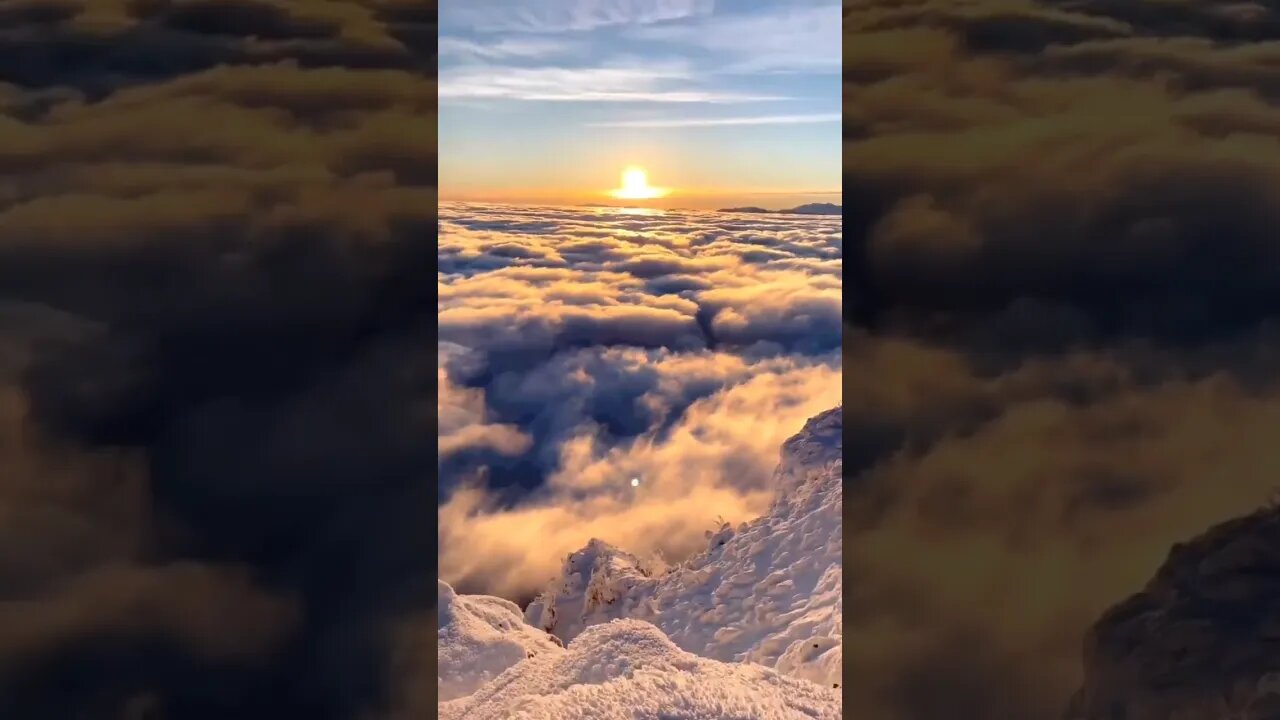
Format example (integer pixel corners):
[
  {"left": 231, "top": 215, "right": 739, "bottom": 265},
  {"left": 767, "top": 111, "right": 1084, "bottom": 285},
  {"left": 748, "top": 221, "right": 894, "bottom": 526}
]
[
  {"left": 439, "top": 180, "right": 839, "bottom": 210},
  {"left": 608, "top": 166, "right": 670, "bottom": 201}
]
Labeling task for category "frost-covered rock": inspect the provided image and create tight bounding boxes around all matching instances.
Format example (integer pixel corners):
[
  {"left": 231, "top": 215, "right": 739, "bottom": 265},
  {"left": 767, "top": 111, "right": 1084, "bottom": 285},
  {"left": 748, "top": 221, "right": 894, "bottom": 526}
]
[
  {"left": 525, "top": 407, "right": 843, "bottom": 686},
  {"left": 437, "top": 579, "right": 563, "bottom": 701},
  {"left": 773, "top": 404, "right": 842, "bottom": 503},
  {"left": 524, "top": 538, "right": 659, "bottom": 643},
  {"left": 439, "top": 618, "right": 841, "bottom": 720},
  {"left": 1067, "top": 507, "right": 1280, "bottom": 720}
]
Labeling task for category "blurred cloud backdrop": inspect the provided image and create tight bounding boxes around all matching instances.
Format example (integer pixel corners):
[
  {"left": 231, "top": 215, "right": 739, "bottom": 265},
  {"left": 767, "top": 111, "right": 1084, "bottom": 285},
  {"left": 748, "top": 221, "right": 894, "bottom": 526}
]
[{"left": 844, "top": 1, "right": 1280, "bottom": 718}]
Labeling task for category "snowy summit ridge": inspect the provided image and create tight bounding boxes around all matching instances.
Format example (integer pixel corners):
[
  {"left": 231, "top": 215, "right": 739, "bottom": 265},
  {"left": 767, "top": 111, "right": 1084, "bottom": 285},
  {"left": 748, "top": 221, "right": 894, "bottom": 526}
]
[
  {"left": 437, "top": 407, "right": 843, "bottom": 718},
  {"left": 440, "top": 618, "right": 841, "bottom": 720}
]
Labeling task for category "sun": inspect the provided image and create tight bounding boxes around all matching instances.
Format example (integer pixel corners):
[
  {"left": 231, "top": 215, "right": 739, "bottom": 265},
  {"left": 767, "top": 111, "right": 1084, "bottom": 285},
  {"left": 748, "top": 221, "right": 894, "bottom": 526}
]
[{"left": 608, "top": 166, "right": 669, "bottom": 200}]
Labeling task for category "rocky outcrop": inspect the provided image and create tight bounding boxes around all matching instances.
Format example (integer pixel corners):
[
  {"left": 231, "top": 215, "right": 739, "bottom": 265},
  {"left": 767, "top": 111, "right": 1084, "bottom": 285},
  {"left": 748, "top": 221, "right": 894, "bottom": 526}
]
[
  {"left": 523, "top": 539, "right": 659, "bottom": 643},
  {"left": 524, "top": 407, "right": 843, "bottom": 687},
  {"left": 1068, "top": 507, "right": 1280, "bottom": 720}
]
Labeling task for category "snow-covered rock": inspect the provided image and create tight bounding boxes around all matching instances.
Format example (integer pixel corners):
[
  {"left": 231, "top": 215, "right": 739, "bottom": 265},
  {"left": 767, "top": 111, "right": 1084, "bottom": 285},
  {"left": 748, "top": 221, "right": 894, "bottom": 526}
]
[
  {"left": 523, "top": 538, "right": 660, "bottom": 644},
  {"left": 525, "top": 407, "right": 843, "bottom": 686},
  {"left": 439, "top": 618, "right": 841, "bottom": 720},
  {"left": 437, "top": 579, "right": 563, "bottom": 701}
]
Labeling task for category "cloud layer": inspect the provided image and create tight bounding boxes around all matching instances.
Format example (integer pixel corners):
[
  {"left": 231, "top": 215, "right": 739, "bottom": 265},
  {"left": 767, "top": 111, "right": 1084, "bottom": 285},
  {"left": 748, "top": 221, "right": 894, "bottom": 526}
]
[
  {"left": 844, "top": 2, "right": 1280, "bottom": 718},
  {"left": 0, "top": 2, "right": 438, "bottom": 718},
  {"left": 437, "top": 202, "right": 842, "bottom": 601}
]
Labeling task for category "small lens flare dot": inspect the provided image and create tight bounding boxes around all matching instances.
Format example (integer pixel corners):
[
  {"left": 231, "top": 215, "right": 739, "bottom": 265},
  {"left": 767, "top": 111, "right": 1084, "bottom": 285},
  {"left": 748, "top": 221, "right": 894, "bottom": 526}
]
[{"left": 630, "top": 477, "right": 640, "bottom": 487}]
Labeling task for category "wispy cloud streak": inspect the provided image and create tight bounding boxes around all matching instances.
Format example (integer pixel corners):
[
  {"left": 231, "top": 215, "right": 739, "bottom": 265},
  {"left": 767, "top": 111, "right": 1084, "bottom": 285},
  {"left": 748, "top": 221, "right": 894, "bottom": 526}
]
[
  {"left": 444, "top": 0, "right": 716, "bottom": 33},
  {"left": 439, "top": 65, "right": 787, "bottom": 103},
  {"left": 633, "top": 4, "right": 840, "bottom": 73},
  {"left": 439, "top": 37, "right": 580, "bottom": 61},
  {"left": 588, "top": 113, "right": 840, "bottom": 128}
]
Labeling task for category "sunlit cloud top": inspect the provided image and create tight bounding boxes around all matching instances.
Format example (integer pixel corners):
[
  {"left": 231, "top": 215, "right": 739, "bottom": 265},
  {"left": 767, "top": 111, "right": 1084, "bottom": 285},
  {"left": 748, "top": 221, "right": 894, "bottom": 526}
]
[{"left": 438, "top": 0, "right": 841, "bottom": 207}]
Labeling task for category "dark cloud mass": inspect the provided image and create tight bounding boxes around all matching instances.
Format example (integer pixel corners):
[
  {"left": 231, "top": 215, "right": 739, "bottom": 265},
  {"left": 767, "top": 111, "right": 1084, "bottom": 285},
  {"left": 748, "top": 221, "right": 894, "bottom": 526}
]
[
  {"left": 0, "top": 1, "right": 438, "bottom": 718},
  {"left": 845, "top": 1, "right": 1280, "bottom": 719}
]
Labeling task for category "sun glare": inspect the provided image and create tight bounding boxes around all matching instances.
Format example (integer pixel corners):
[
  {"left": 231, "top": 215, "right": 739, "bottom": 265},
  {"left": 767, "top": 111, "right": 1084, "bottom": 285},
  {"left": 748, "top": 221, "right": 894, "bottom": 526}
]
[{"left": 609, "top": 166, "right": 669, "bottom": 200}]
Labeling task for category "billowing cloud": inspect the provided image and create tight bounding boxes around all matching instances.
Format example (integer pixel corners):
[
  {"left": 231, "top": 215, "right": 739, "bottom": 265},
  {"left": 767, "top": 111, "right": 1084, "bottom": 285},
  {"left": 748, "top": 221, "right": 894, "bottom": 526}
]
[
  {"left": 0, "top": 2, "right": 438, "bottom": 718},
  {"left": 438, "top": 342, "right": 532, "bottom": 463},
  {"left": 436, "top": 202, "right": 842, "bottom": 601},
  {"left": 844, "top": 1, "right": 1280, "bottom": 718}
]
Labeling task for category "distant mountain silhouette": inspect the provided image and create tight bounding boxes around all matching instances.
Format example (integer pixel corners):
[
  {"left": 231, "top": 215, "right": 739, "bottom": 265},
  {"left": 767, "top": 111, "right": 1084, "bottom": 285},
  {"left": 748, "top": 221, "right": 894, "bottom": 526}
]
[
  {"left": 780, "top": 203, "right": 842, "bottom": 215},
  {"left": 718, "top": 203, "right": 841, "bottom": 216}
]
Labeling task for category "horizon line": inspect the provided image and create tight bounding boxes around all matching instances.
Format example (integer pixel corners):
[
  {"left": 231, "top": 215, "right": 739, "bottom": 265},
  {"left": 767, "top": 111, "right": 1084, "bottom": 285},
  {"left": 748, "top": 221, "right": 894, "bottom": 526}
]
[{"left": 439, "top": 189, "right": 842, "bottom": 198}]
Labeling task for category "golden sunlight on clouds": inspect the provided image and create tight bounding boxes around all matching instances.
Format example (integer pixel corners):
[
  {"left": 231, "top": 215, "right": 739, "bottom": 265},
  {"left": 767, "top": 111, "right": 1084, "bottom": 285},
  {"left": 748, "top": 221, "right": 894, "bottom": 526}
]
[{"left": 608, "top": 166, "right": 670, "bottom": 200}]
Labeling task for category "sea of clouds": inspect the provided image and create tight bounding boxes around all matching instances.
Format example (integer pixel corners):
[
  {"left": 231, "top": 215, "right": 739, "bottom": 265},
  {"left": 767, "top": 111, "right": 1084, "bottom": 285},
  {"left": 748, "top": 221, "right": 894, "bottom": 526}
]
[
  {"left": 437, "top": 202, "right": 842, "bottom": 601},
  {"left": 0, "top": 3, "right": 442, "bottom": 717},
  {"left": 843, "top": 1, "right": 1280, "bottom": 718}
]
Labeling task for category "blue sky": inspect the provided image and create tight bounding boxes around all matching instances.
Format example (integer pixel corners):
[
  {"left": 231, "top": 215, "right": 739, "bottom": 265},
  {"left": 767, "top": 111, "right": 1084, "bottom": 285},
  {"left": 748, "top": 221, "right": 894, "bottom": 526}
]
[{"left": 438, "top": 0, "right": 842, "bottom": 207}]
